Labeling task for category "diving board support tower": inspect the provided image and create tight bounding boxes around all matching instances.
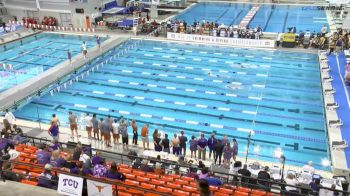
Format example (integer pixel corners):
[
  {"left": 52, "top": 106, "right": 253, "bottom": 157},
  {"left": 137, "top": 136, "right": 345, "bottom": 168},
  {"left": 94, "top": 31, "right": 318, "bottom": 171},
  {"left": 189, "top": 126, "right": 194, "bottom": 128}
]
[{"left": 150, "top": 0, "right": 159, "bottom": 19}]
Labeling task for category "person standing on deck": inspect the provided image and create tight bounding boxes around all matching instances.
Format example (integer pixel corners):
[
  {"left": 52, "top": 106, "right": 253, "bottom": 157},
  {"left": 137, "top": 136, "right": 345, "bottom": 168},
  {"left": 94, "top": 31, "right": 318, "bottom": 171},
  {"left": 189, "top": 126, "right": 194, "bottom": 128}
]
[
  {"left": 4, "top": 109, "right": 16, "bottom": 126},
  {"left": 96, "top": 36, "right": 101, "bottom": 50},
  {"left": 91, "top": 114, "right": 100, "bottom": 140},
  {"left": 68, "top": 111, "right": 78, "bottom": 139},
  {"left": 67, "top": 49, "right": 72, "bottom": 64},
  {"left": 81, "top": 41, "right": 87, "bottom": 59},
  {"left": 131, "top": 119, "right": 138, "bottom": 145},
  {"left": 84, "top": 113, "right": 92, "bottom": 140}
]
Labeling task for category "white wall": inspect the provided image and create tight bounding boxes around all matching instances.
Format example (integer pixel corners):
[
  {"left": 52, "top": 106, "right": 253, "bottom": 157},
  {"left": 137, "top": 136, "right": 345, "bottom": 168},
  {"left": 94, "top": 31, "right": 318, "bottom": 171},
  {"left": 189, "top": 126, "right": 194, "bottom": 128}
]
[{"left": 69, "top": 0, "right": 103, "bottom": 28}]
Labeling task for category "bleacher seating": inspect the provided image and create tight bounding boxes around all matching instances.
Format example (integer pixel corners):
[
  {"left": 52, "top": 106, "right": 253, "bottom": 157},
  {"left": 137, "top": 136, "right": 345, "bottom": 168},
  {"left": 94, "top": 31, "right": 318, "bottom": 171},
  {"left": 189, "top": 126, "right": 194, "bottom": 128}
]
[{"left": 7, "top": 144, "right": 281, "bottom": 196}]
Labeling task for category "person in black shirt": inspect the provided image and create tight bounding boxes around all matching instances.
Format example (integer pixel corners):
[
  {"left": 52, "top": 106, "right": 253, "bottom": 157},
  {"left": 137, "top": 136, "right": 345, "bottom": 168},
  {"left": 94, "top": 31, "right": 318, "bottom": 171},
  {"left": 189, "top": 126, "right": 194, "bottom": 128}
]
[
  {"left": 179, "top": 130, "right": 188, "bottom": 156},
  {"left": 257, "top": 166, "right": 271, "bottom": 190},
  {"left": 238, "top": 164, "right": 252, "bottom": 186},
  {"left": 161, "top": 134, "right": 170, "bottom": 153},
  {"left": 214, "top": 139, "right": 224, "bottom": 165}
]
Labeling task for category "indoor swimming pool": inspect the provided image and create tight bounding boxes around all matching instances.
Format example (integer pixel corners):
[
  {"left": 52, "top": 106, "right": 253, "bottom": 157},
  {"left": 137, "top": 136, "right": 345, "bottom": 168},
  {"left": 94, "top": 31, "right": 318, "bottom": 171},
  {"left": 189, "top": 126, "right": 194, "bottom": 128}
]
[
  {"left": 176, "top": 2, "right": 329, "bottom": 33},
  {"left": 0, "top": 32, "right": 101, "bottom": 92},
  {"left": 14, "top": 39, "right": 329, "bottom": 170}
]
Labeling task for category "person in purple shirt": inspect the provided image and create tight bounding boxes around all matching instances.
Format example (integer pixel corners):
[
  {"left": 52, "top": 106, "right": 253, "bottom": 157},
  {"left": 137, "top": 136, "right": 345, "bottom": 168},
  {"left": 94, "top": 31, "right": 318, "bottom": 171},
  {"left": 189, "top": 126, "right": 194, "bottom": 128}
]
[
  {"left": 232, "top": 138, "right": 239, "bottom": 161},
  {"left": 36, "top": 144, "right": 51, "bottom": 165},
  {"left": 207, "top": 132, "right": 217, "bottom": 159},
  {"left": 197, "top": 133, "right": 208, "bottom": 160},
  {"left": 49, "top": 139, "right": 60, "bottom": 151},
  {"left": 0, "top": 138, "right": 9, "bottom": 151},
  {"left": 107, "top": 162, "right": 126, "bottom": 181},
  {"left": 91, "top": 151, "right": 102, "bottom": 166},
  {"left": 50, "top": 150, "right": 66, "bottom": 168},
  {"left": 48, "top": 124, "right": 59, "bottom": 141},
  {"left": 38, "top": 164, "right": 58, "bottom": 190},
  {"left": 189, "top": 136, "right": 197, "bottom": 159}
]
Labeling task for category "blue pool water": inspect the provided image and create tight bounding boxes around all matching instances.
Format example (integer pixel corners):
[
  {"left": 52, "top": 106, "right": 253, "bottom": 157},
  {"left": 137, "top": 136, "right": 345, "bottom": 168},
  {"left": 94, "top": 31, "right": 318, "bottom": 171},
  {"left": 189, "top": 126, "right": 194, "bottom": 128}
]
[
  {"left": 14, "top": 40, "right": 330, "bottom": 170},
  {"left": 0, "top": 33, "right": 100, "bottom": 92},
  {"left": 176, "top": 2, "right": 329, "bottom": 33},
  {"left": 175, "top": 2, "right": 252, "bottom": 26}
]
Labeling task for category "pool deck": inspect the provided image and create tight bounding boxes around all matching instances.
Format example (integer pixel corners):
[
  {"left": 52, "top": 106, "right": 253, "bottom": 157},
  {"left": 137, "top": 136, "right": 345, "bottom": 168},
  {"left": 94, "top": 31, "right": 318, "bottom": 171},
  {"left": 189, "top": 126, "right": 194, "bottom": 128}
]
[
  {"left": 325, "top": 52, "right": 350, "bottom": 176},
  {"left": 0, "top": 34, "right": 128, "bottom": 111},
  {"left": 0, "top": 29, "right": 41, "bottom": 45},
  {"left": 0, "top": 117, "right": 334, "bottom": 178}
]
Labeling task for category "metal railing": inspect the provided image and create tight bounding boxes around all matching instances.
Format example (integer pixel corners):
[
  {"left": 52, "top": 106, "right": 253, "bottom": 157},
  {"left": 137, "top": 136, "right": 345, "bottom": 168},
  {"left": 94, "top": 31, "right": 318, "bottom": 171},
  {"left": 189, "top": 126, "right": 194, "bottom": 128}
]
[{"left": 6, "top": 134, "right": 349, "bottom": 196}]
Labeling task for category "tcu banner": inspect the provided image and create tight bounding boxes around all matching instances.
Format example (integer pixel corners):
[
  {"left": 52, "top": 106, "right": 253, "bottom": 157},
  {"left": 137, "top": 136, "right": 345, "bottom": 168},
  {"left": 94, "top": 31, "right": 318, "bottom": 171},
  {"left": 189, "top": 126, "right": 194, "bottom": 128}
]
[
  {"left": 57, "top": 174, "right": 84, "bottom": 196},
  {"left": 87, "top": 180, "right": 113, "bottom": 196}
]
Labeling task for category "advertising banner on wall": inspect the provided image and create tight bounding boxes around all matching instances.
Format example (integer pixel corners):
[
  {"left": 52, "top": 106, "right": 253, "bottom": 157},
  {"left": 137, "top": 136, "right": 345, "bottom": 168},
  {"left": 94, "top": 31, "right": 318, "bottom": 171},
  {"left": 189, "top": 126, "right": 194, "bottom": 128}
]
[
  {"left": 87, "top": 179, "right": 113, "bottom": 196},
  {"left": 57, "top": 174, "right": 84, "bottom": 196}
]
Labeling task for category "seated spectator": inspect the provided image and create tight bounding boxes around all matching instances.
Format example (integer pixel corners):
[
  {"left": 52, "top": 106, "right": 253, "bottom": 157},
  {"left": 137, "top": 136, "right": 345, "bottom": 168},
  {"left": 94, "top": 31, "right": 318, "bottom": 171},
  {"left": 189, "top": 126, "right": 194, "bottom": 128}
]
[
  {"left": 154, "top": 162, "right": 165, "bottom": 175},
  {"left": 186, "top": 166, "right": 198, "bottom": 179},
  {"left": 198, "top": 160, "right": 205, "bottom": 170},
  {"left": 309, "top": 178, "right": 321, "bottom": 195},
  {"left": 83, "top": 161, "right": 93, "bottom": 176},
  {"left": 79, "top": 148, "right": 91, "bottom": 165},
  {"left": 2, "top": 159, "right": 20, "bottom": 181},
  {"left": 257, "top": 166, "right": 271, "bottom": 189},
  {"left": 50, "top": 150, "right": 66, "bottom": 168},
  {"left": 285, "top": 173, "right": 299, "bottom": 194},
  {"left": 204, "top": 172, "right": 223, "bottom": 186},
  {"left": 7, "top": 144, "right": 19, "bottom": 160},
  {"left": 49, "top": 139, "right": 60, "bottom": 151},
  {"left": 197, "top": 179, "right": 211, "bottom": 196},
  {"left": 72, "top": 142, "right": 82, "bottom": 161},
  {"left": 140, "top": 159, "right": 154, "bottom": 172},
  {"left": 198, "top": 167, "right": 209, "bottom": 179},
  {"left": 91, "top": 151, "right": 102, "bottom": 166},
  {"left": 37, "top": 144, "right": 51, "bottom": 165},
  {"left": 11, "top": 125, "right": 30, "bottom": 145},
  {"left": 38, "top": 164, "right": 58, "bottom": 189},
  {"left": 93, "top": 159, "right": 107, "bottom": 177},
  {"left": 107, "top": 162, "right": 126, "bottom": 181},
  {"left": 303, "top": 161, "right": 315, "bottom": 174},
  {"left": 238, "top": 164, "right": 252, "bottom": 186}
]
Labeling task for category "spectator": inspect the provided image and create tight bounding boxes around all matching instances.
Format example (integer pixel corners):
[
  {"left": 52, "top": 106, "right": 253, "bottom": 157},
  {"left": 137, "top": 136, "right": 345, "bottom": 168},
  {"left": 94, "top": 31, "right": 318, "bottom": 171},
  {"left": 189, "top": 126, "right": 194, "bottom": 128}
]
[
  {"left": 257, "top": 166, "right": 271, "bottom": 190},
  {"left": 198, "top": 167, "right": 209, "bottom": 179},
  {"left": 91, "top": 114, "right": 99, "bottom": 140},
  {"left": 68, "top": 111, "right": 78, "bottom": 138},
  {"left": 285, "top": 173, "right": 299, "bottom": 194},
  {"left": 107, "top": 162, "right": 126, "bottom": 181},
  {"left": 37, "top": 144, "right": 51, "bottom": 165},
  {"left": 12, "top": 124, "right": 23, "bottom": 135},
  {"left": 232, "top": 138, "right": 238, "bottom": 161},
  {"left": 79, "top": 148, "right": 91, "bottom": 164},
  {"left": 141, "top": 124, "right": 149, "bottom": 149},
  {"left": 49, "top": 139, "right": 60, "bottom": 151},
  {"left": 171, "top": 133, "right": 180, "bottom": 156},
  {"left": 140, "top": 159, "right": 154, "bottom": 172},
  {"left": 2, "top": 161, "right": 20, "bottom": 181},
  {"left": 119, "top": 118, "right": 129, "bottom": 150},
  {"left": 204, "top": 175, "right": 223, "bottom": 186},
  {"left": 1, "top": 119, "right": 12, "bottom": 138},
  {"left": 154, "top": 162, "right": 165, "bottom": 175},
  {"left": 179, "top": 130, "right": 188, "bottom": 156},
  {"left": 207, "top": 132, "right": 217, "bottom": 159},
  {"left": 189, "top": 135, "right": 198, "bottom": 159},
  {"left": 38, "top": 164, "right": 58, "bottom": 189},
  {"left": 11, "top": 125, "right": 30, "bottom": 145},
  {"left": 112, "top": 119, "right": 120, "bottom": 144},
  {"left": 198, "top": 160, "right": 205, "bottom": 170},
  {"left": 85, "top": 113, "right": 92, "bottom": 140},
  {"left": 309, "top": 178, "right": 321, "bottom": 195},
  {"left": 197, "top": 133, "right": 208, "bottom": 160},
  {"left": 161, "top": 133, "right": 170, "bottom": 153},
  {"left": 50, "top": 150, "right": 66, "bottom": 168},
  {"left": 197, "top": 179, "right": 211, "bottom": 196},
  {"left": 71, "top": 145, "right": 82, "bottom": 162},
  {"left": 91, "top": 151, "right": 102, "bottom": 166},
  {"left": 238, "top": 164, "right": 252, "bottom": 186},
  {"left": 7, "top": 144, "right": 19, "bottom": 160},
  {"left": 154, "top": 132, "right": 162, "bottom": 152},
  {"left": 131, "top": 119, "right": 138, "bottom": 145},
  {"left": 214, "top": 139, "right": 224, "bottom": 165},
  {"left": 68, "top": 161, "right": 84, "bottom": 175},
  {"left": 4, "top": 109, "right": 16, "bottom": 125},
  {"left": 303, "top": 161, "right": 315, "bottom": 174},
  {"left": 93, "top": 159, "right": 107, "bottom": 177},
  {"left": 186, "top": 166, "right": 198, "bottom": 178}
]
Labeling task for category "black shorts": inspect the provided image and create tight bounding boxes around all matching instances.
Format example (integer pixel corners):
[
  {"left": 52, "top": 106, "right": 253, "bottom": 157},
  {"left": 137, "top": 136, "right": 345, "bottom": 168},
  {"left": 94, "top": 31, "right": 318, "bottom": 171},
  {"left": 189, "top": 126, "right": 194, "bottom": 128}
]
[{"left": 122, "top": 136, "right": 128, "bottom": 145}]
